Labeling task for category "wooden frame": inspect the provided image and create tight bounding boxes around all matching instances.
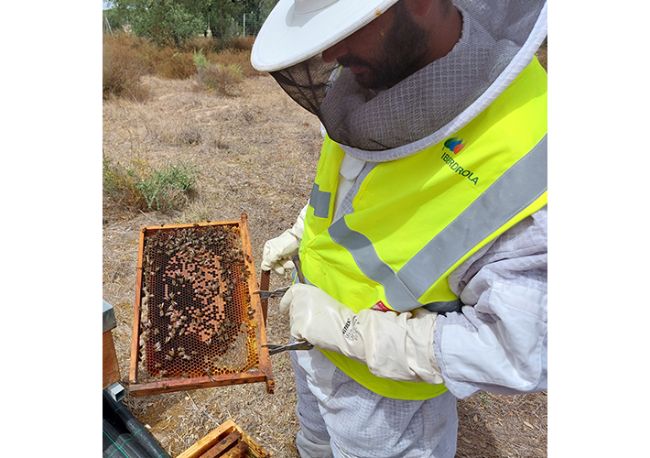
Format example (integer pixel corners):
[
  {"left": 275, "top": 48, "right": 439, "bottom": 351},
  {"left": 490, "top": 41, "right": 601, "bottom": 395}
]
[{"left": 128, "top": 214, "right": 274, "bottom": 396}]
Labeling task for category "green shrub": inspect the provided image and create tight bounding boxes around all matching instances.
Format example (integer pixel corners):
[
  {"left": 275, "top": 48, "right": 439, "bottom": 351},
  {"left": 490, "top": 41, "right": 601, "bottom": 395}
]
[
  {"left": 193, "top": 48, "right": 209, "bottom": 69},
  {"left": 103, "top": 157, "right": 198, "bottom": 212}
]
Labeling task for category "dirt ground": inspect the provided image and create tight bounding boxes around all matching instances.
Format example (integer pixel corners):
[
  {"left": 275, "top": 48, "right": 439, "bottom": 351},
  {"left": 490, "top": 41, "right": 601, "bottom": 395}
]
[{"left": 103, "top": 72, "right": 547, "bottom": 457}]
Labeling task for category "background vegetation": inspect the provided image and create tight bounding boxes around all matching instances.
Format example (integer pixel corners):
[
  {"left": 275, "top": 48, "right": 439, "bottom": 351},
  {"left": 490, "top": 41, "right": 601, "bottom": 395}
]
[
  {"left": 103, "top": 33, "right": 260, "bottom": 102},
  {"left": 103, "top": 0, "right": 278, "bottom": 47}
]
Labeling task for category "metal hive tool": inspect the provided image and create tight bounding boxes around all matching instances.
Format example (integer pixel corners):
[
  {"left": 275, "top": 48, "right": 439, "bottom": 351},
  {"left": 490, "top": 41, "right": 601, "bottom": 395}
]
[{"left": 129, "top": 215, "right": 274, "bottom": 396}]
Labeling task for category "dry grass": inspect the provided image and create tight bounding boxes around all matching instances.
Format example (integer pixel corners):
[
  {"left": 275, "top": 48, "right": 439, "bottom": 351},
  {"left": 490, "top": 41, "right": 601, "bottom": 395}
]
[
  {"left": 103, "top": 74, "right": 547, "bottom": 457},
  {"left": 103, "top": 34, "right": 152, "bottom": 101},
  {"left": 193, "top": 63, "right": 245, "bottom": 96}
]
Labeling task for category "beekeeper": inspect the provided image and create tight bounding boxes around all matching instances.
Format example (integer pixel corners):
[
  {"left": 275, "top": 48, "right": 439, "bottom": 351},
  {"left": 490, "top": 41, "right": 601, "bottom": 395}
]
[{"left": 251, "top": 0, "right": 547, "bottom": 456}]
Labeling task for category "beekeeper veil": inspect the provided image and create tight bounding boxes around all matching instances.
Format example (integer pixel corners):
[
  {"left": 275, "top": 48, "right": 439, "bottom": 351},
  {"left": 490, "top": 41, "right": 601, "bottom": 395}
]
[{"left": 251, "top": 0, "right": 547, "bottom": 161}]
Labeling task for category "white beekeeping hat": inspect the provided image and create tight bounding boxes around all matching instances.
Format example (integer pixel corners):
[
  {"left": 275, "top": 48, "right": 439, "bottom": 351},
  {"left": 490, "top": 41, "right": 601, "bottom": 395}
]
[{"left": 251, "top": 0, "right": 400, "bottom": 72}]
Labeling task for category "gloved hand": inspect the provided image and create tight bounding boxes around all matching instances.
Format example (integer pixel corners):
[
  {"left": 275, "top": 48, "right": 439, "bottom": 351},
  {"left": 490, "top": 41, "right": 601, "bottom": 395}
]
[
  {"left": 261, "top": 204, "right": 308, "bottom": 276},
  {"left": 279, "top": 284, "right": 444, "bottom": 385}
]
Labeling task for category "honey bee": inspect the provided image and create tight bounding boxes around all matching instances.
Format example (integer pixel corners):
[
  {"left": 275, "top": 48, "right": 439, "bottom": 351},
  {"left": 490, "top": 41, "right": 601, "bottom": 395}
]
[{"left": 205, "top": 367, "right": 216, "bottom": 382}]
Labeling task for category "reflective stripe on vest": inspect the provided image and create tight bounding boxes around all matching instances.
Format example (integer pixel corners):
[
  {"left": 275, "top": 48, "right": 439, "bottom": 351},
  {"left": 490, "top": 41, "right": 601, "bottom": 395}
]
[{"left": 309, "top": 183, "right": 331, "bottom": 218}]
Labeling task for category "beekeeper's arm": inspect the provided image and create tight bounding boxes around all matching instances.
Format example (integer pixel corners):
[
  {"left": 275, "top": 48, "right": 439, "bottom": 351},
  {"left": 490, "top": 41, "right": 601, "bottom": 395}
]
[
  {"left": 280, "top": 284, "right": 444, "bottom": 385},
  {"left": 279, "top": 207, "right": 547, "bottom": 393},
  {"left": 433, "top": 207, "right": 548, "bottom": 399},
  {"left": 261, "top": 203, "right": 308, "bottom": 276}
]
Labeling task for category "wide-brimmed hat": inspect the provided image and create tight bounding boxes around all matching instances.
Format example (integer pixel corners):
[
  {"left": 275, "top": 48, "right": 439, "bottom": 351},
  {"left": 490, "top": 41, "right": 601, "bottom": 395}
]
[{"left": 251, "top": 0, "right": 400, "bottom": 72}]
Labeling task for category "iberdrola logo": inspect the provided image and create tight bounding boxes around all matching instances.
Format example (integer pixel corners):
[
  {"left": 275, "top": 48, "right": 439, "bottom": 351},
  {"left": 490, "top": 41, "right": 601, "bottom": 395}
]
[
  {"left": 444, "top": 137, "right": 466, "bottom": 154},
  {"left": 440, "top": 136, "right": 478, "bottom": 185}
]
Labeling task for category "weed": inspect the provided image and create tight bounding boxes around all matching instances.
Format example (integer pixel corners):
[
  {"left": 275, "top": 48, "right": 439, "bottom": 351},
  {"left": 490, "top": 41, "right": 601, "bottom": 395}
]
[
  {"left": 195, "top": 62, "right": 244, "bottom": 96},
  {"left": 193, "top": 48, "right": 209, "bottom": 69},
  {"left": 103, "top": 156, "right": 198, "bottom": 212},
  {"left": 136, "top": 162, "right": 198, "bottom": 210},
  {"left": 478, "top": 391, "right": 490, "bottom": 408}
]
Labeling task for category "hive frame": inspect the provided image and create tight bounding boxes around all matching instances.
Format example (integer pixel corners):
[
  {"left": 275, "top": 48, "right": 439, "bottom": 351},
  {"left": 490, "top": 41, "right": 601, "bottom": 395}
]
[{"left": 128, "top": 214, "right": 274, "bottom": 396}]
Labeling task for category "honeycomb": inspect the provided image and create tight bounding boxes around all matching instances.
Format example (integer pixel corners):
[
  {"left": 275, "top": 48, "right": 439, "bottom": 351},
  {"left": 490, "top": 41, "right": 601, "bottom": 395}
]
[{"left": 134, "top": 223, "right": 261, "bottom": 383}]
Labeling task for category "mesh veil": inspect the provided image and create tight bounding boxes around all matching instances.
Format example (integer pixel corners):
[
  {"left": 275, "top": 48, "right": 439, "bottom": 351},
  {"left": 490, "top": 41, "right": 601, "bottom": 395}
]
[{"left": 269, "top": 0, "right": 547, "bottom": 160}]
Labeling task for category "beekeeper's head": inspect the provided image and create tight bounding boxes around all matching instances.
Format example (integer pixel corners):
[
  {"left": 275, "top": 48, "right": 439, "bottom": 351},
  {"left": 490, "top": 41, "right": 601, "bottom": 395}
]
[
  {"left": 253, "top": 0, "right": 461, "bottom": 89},
  {"left": 252, "top": 0, "right": 547, "bottom": 153}
]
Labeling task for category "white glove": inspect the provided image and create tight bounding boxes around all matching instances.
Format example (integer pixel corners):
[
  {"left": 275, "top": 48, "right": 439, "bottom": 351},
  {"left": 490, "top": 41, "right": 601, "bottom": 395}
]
[
  {"left": 261, "top": 204, "right": 308, "bottom": 276},
  {"left": 279, "top": 284, "right": 444, "bottom": 385}
]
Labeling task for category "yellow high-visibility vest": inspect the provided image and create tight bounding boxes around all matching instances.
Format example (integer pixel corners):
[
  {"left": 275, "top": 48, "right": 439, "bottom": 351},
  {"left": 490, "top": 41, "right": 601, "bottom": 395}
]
[{"left": 298, "top": 57, "right": 547, "bottom": 400}]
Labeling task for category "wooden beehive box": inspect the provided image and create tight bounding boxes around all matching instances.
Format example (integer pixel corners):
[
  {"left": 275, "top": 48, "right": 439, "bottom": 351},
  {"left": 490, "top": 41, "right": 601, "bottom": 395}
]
[
  {"left": 177, "top": 419, "right": 270, "bottom": 458},
  {"left": 103, "top": 300, "right": 121, "bottom": 389}
]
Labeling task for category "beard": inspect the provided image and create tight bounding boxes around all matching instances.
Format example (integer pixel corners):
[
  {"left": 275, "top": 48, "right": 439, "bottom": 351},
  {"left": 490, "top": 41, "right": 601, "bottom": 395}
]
[{"left": 338, "top": 2, "right": 430, "bottom": 90}]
